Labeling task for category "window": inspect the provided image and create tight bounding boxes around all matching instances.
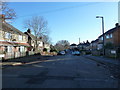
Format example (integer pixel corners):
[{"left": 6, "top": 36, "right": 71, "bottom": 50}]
[
  {"left": 110, "top": 34, "right": 113, "bottom": 38},
  {"left": 100, "top": 37, "right": 103, "bottom": 40},
  {"left": 106, "top": 35, "right": 109, "bottom": 39},
  {"left": 8, "top": 46, "right": 12, "bottom": 52},
  {"left": 5, "top": 32, "right": 11, "bottom": 39},
  {"left": 19, "top": 46, "right": 24, "bottom": 52},
  {"left": 19, "top": 35, "right": 22, "bottom": 41}
]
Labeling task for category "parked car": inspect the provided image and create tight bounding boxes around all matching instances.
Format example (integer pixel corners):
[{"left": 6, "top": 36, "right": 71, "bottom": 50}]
[
  {"left": 72, "top": 51, "right": 80, "bottom": 56},
  {"left": 57, "top": 51, "right": 66, "bottom": 55}
]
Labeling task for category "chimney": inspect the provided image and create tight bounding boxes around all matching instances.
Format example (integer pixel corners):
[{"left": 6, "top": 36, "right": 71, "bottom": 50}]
[
  {"left": 27, "top": 29, "right": 31, "bottom": 33},
  {"left": 0, "top": 14, "right": 5, "bottom": 22},
  {"left": 115, "top": 23, "right": 119, "bottom": 27}
]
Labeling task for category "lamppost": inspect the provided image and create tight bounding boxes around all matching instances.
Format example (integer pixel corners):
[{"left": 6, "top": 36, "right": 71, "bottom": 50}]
[{"left": 96, "top": 16, "right": 105, "bottom": 56}]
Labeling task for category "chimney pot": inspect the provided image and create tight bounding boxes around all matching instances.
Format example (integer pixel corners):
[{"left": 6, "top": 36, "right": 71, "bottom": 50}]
[
  {"left": 27, "top": 29, "right": 31, "bottom": 33},
  {"left": 115, "top": 23, "right": 119, "bottom": 27}
]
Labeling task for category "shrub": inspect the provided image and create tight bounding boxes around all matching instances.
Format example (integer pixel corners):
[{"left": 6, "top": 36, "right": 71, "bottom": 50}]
[{"left": 43, "top": 48, "right": 47, "bottom": 52}]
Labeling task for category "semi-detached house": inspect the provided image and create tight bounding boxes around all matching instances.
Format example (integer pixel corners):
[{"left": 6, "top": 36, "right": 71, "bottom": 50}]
[{"left": 0, "top": 20, "right": 30, "bottom": 60}]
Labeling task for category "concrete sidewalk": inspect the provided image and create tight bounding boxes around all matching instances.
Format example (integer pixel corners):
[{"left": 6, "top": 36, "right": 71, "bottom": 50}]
[
  {"left": 83, "top": 55, "right": 120, "bottom": 79},
  {"left": 83, "top": 55, "right": 120, "bottom": 65}
]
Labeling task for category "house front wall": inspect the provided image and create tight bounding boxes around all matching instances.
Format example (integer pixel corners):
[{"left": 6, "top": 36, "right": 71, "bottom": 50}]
[
  {"left": 0, "top": 23, "right": 30, "bottom": 60},
  {"left": 113, "top": 27, "right": 120, "bottom": 47},
  {"left": 104, "top": 33, "right": 114, "bottom": 45}
]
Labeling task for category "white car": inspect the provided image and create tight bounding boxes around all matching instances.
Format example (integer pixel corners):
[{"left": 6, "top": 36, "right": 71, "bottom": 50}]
[{"left": 72, "top": 51, "right": 80, "bottom": 56}]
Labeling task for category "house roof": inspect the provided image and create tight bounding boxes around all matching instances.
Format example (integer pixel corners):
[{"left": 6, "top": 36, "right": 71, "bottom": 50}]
[
  {"left": 0, "top": 41, "right": 30, "bottom": 46},
  {"left": 91, "top": 39, "right": 99, "bottom": 43},
  {"left": 24, "top": 32, "right": 41, "bottom": 41},
  {"left": 2, "top": 21, "right": 27, "bottom": 36},
  {"left": 70, "top": 44, "right": 77, "bottom": 46},
  {"left": 98, "top": 25, "right": 120, "bottom": 38}
]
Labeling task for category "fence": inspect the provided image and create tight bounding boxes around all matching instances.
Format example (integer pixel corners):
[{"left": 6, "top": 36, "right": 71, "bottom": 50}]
[{"left": 0, "top": 51, "right": 36, "bottom": 60}]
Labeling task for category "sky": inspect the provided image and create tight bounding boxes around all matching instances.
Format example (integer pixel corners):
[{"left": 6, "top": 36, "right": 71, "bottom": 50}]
[{"left": 7, "top": 2, "right": 118, "bottom": 45}]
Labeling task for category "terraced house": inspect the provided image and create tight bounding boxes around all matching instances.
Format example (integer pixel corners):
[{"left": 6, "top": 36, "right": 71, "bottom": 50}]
[{"left": 0, "top": 19, "right": 30, "bottom": 60}]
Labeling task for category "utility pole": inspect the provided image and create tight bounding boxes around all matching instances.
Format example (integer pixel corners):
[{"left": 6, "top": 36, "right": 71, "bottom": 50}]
[{"left": 96, "top": 16, "right": 105, "bottom": 56}]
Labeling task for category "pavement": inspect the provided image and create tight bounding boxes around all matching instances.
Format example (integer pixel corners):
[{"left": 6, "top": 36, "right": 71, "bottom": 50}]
[
  {"left": 83, "top": 55, "right": 120, "bottom": 65},
  {"left": 83, "top": 55, "right": 120, "bottom": 79}
]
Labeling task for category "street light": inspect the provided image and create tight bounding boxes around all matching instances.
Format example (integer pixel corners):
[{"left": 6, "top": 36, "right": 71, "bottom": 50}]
[{"left": 96, "top": 16, "right": 105, "bottom": 56}]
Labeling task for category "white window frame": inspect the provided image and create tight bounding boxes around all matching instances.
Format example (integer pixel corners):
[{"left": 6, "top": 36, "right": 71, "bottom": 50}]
[
  {"left": 5, "top": 32, "right": 11, "bottom": 39},
  {"left": 19, "top": 35, "right": 22, "bottom": 41},
  {"left": 7, "top": 46, "right": 12, "bottom": 52},
  {"left": 20, "top": 46, "right": 24, "bottom": 52}
]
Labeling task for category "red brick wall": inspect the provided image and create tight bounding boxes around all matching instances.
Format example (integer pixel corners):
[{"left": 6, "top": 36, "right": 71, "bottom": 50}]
[{"left": 113, "top": 26, "right": 120, "bottom": 47}]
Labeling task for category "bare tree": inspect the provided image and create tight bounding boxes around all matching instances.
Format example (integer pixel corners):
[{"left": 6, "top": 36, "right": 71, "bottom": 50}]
[
  {"left": 24, "top": 16, "right": 49, "bottom": 52},
  {"left": 55, "top": 40, "right": 70, "bottom": 51},
  {"left": 42, "top": 35, "right": 51, "bottom": 44},
  {"left": 24, "top": 16, "right": 48, "bottom": 37},
  {"left": 0, "top": 1, "right": 16, "bottom": 20}
]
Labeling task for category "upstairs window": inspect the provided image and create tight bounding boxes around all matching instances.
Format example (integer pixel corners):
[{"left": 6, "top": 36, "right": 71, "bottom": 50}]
[
  {"left": 19, "top": 35, "right": 22, "bottom": 41},
  {"left": 100, "top": 36, "right": 103, "bottom": 40},
  {"left": 110, "top": 34, "right": 113, "bottom": 38},
  {"left": 106, "top": 35, "right": 109, "bottom": 39},
  {"left": 5, "top": 32, "right": 11, "bottom": 39}
]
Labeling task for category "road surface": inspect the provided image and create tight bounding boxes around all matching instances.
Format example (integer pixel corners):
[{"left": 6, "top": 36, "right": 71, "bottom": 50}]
[{"left": 2, "top": 53, "right": 118, "bottom": 88}]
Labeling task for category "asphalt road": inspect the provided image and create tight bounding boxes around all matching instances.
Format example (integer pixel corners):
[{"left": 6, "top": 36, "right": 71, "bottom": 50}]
[{"left": 2, "top": 53, "right": 119, "bottom": 88}]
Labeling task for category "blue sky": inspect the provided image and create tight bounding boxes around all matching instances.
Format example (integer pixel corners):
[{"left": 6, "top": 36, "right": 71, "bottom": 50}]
[{"left": 8, "top": 2, "right": 118, "bottom": 45}]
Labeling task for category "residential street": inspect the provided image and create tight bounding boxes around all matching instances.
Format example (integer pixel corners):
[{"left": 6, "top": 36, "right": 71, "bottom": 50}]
[{"left": 2, "top": 53, "right": 119, "bottom": 88}]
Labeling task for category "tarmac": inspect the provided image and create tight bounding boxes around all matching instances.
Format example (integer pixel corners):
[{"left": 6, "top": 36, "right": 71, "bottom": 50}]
[{"left": 0, "top": 54, "right": 54, "bottom": 68}]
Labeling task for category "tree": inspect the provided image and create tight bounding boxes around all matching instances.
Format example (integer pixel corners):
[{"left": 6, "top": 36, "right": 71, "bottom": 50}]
[
  {"left": 24, "top": 16, "right": 49, "bottom": 52},
  {"left": 50, "top": 45, "right": 58, "bottom": 52},
  {"left": 54, "top": 40, "right": 70, "bottom": 51},
  {"left": 42, "top": 34, "right": 51, "bottom": 44},
  {"left": 0, "top": 1, "right": 16, "bottom": 20}
]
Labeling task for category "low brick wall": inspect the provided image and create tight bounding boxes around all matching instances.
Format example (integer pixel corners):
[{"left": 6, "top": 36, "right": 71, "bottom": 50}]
[
  {"left": 105, "top": 49, "right": 117, "bottom": 58},
  {"left": 91, "top": 50, "right": 101, "bottom": 56},
  {"left": 91, "top": 49, "right": 119, "bottom": 58},
  {"left": 0, "top": 51, "right": 57, "bottom": 60},
  {"left": 1, "top": 51, "right": 36, "bottom": 60},
  {"left": 41, "top": 52, "right": 57, "bottom": 56}
]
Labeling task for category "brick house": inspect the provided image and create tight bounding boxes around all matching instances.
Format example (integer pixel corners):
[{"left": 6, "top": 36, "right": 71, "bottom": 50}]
[
  {"left": 90, "top": 23, "right": 120, "bottom": 57},
  {"left": 24, "top": 29, "right": 44, "bottom": 53},
  {"left": 0, "top": 20, "right": 30, "bottom": 60},
  {"left": 98, "top": 23, "right": 120, "bottom": 48}
]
